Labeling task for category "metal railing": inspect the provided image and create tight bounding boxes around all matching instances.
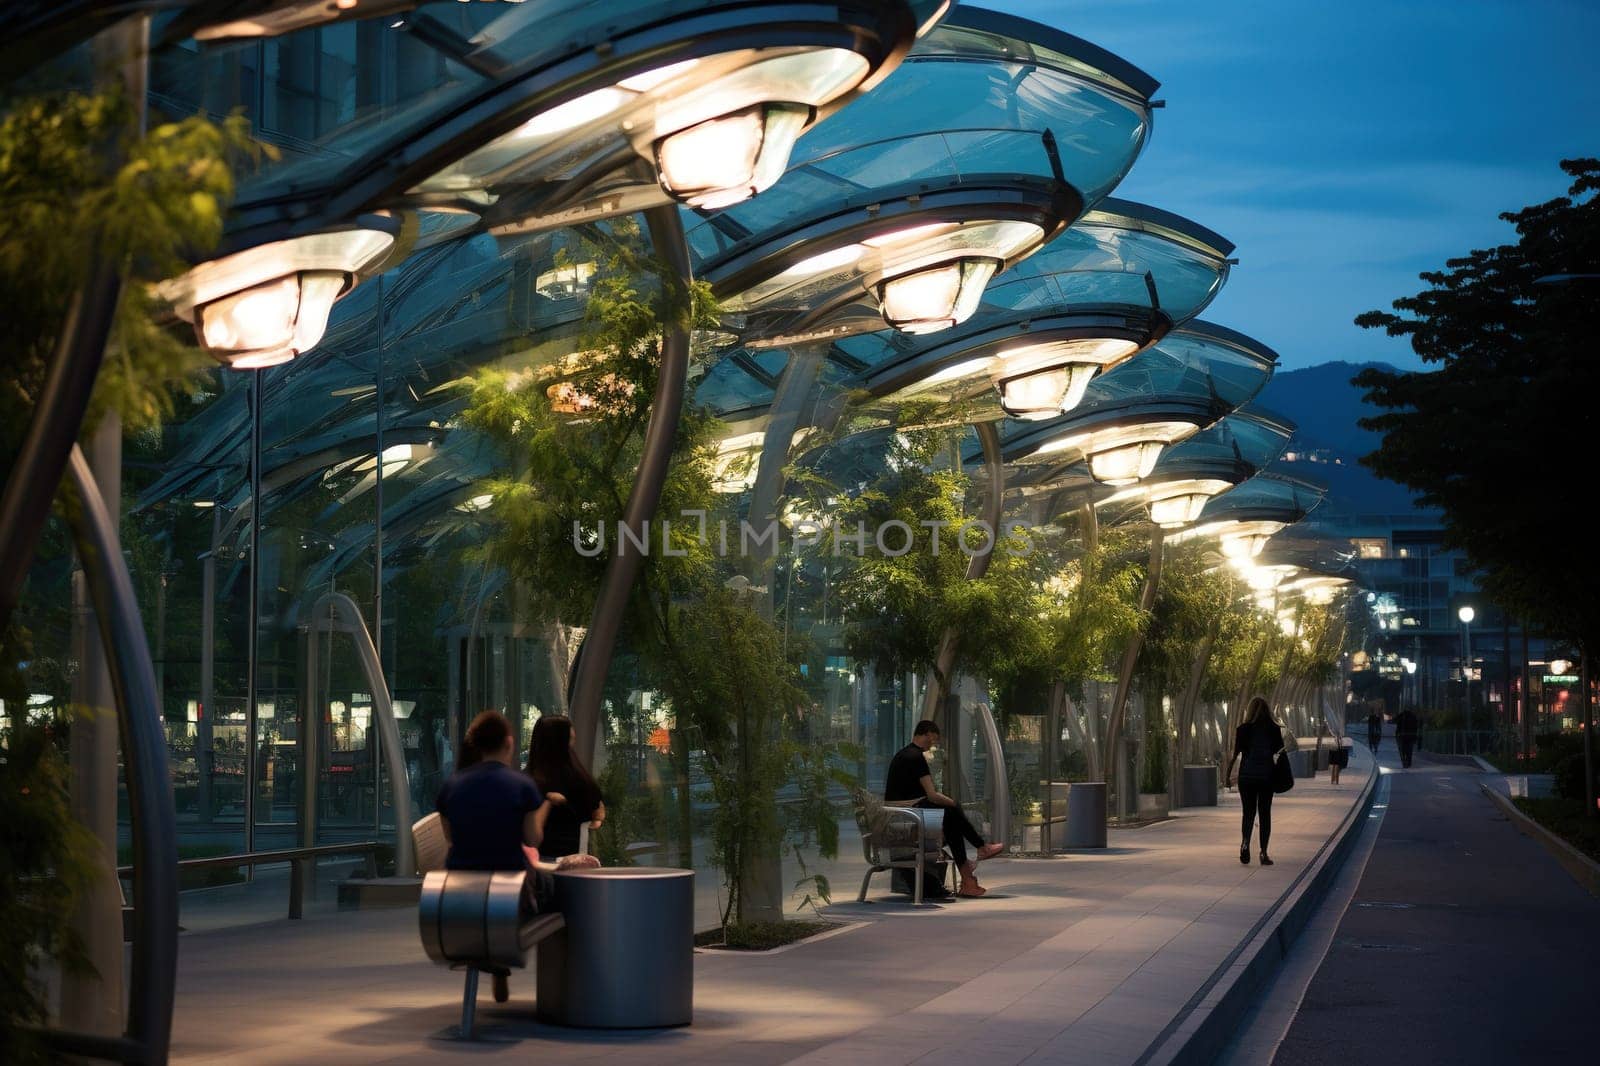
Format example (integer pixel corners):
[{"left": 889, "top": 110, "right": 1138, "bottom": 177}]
[
  {"left": 118, "top": 841, "right": 382, "bottom": 921},
  {"left": 1419, "top": 729, "right": 1509, "bottom": 757}
]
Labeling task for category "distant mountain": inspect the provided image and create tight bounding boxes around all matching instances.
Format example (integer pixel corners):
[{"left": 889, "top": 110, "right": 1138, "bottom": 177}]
[{"left": 1254, "top": 361, "right": 1423, "bottom": 515}]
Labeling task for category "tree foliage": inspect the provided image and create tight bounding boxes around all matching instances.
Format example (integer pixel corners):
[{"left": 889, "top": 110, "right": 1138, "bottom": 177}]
[
  {"left": 1354, "top": 158, "right": 1600, "bottom": 650},
  {"left": 0, "top": 88, "right": 256, "bottom": 1064},
  {"left": 458, "top": 230, "right": 854, "bottom": 925}
]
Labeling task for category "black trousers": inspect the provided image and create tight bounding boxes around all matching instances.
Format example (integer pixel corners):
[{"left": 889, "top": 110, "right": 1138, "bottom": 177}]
[
  {"left": 1368, "top": 732, "right": 1381, "bottom": 752},
  {"left": 917, "top": 800, "right": 986, "bottom": 867},
  {"left": 1398, "top": 737, "right": 1416, "bottom": 767},
  {"left": 1238, "top": 778, "right": 1273, "bottom": 851}
]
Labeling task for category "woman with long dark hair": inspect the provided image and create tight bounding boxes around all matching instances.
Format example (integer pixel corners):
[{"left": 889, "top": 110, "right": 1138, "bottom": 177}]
[
  {"left": 525, "top": 715, "right": 605, "bottom": 860},
  {"left": 435, "top": 710, "right": 564, "bottom": 890},
  {"left": 1224, "top": 697, "right": 1284, "bottom": 866}
]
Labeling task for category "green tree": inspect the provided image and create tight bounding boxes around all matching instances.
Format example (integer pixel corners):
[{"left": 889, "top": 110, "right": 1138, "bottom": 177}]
[
  {"left": 459, "top": 231, "right": 856, "bottom": 929},
  {"left": 1354, "top": 158, "right": 1600, "bottom": 654}
]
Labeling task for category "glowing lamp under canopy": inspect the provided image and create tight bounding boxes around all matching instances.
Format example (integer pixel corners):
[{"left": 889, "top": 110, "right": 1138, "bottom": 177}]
[{"left": 157, "top": 227, "right": 396, "bottom": 369}]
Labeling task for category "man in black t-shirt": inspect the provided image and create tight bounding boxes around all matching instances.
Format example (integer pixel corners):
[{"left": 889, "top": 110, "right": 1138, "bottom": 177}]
[{"left": 885, "top": 720, "right": 1003, "bottom": 898}]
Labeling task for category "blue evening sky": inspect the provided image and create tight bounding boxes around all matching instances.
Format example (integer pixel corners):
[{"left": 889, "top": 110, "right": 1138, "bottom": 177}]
[{"left": 989, "top": 0, "right": 1600, "bottom": 371}]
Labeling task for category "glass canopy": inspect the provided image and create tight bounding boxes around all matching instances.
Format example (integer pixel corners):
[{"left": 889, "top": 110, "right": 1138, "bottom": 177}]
[{"left": 142, "top": 0, "right": 938, "bottom": 255}]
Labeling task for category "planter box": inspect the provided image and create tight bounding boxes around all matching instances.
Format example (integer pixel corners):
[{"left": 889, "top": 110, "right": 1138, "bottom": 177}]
[
  {"left": 1137, "top": 792, "right": 1170, "bottom": 819},
  {"left": 1181, "top": 764, "right": 1219, "bottom": 807}
]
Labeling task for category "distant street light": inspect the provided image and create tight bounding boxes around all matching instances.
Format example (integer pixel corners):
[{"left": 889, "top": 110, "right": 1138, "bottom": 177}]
[
  {"left": 1551, "top": 658, "right": 1573, "bottom": 676},
  {"left": 1458, "top": 605, "right": 1475, "bottom": 740}
]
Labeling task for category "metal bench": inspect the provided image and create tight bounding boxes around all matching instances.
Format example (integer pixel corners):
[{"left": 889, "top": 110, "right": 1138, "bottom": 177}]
[
  {"left": 418, "top": 869, "right": 565, "bottom": 1039},
  {"left": 853, "top": 790, "right": 957, "bottom": 905}
]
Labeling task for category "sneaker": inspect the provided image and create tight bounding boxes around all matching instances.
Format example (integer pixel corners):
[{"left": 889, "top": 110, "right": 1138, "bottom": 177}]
[{"left": 976, "top": 842, "right": 1005, "bottom": 862}]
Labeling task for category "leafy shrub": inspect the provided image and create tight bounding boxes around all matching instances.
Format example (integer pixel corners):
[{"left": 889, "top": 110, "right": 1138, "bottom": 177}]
[{"left": 1552, "top": 752, "right": 1597, "bottom": 802}]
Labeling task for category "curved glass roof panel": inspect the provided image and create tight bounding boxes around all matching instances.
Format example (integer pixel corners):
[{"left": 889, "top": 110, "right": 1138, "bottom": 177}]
[
  {"left": 783, "top": 6, "right": 1157, "bottom": 211},
  {"left": 152, "top": 0, "right": 927, "bottom": 253},
  {"left": 830, "top": 200, "right": 1232, "bottom": 419},
  {"left": 982, "top": 199, "right": 1233, "bottom": 321},
  {"left": 1077, "top": 320, "right": 1278, "bottom": 413},
  {"left": 1186, "top": 473, "right": 1326, "bottom": 528}
]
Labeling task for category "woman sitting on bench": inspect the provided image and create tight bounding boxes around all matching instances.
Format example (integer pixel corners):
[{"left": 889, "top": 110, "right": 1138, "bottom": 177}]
[
  {"left": 437, "top": 711, "right": 566, "bottom": 913},
  {"left": 524, "top": 715, "right": 606, "bottom": 862}
]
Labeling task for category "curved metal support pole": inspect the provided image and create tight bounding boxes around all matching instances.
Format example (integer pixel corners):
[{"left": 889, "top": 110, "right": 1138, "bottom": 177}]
[
  {"left": 303, "top": 592, "right": 414, "bottom": 876},
  {"left": 1173, "top": 628, "right": 1217, "bottom": 803},
  {"left": 1102, "top": 526, "right": 1165, "bottom": 804},
  {"left": 570, "top": 205, "right": 693, "bottom": 766},
  {"left": 0, "top": 263, "right": 121, "bottom": 629},
  {"left": 921, "top": 421, "right": 1005, "bottom": 722},
  {"left": 744, "top": 343, "right": 827, "bottom": 592},
  {"left": 974, "top": 699, "right": 1009, "bottom": 847},
  {"left": 48, "top": 446, "right": 177, "bottom": 1066}
]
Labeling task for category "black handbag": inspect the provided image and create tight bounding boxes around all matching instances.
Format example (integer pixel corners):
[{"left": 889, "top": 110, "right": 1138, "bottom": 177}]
[{"left": 1271, "top": 750, "right": 1295, "bottom": 794}]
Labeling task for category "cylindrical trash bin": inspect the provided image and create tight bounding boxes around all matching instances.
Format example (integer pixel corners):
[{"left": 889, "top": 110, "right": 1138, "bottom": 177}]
[
  {"left": 1181, "top": 765, "right": 1218, "bottom": 807},
  {"left": 537, "top": 867, "right": 694, "bottom": 1028},
  {"left": 1063, "top": 782, "right": 1107, "bottom": 848}
]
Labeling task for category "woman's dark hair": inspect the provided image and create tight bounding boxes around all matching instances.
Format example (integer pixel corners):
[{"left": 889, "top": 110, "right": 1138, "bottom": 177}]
[
  {"left": 1244, "top": 697, "right": 1277, "bottom": 727},
  {"left": 525, "top": 714, "right": 598, "bottom": 794},
  {"left": 460, "top": 709, "right": 513, "bottom": 768}
]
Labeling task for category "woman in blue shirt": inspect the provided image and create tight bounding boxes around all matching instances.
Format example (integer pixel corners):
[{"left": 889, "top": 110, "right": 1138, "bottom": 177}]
[{"left": 436, "top": 710, "right": 565, "bottom": 885}]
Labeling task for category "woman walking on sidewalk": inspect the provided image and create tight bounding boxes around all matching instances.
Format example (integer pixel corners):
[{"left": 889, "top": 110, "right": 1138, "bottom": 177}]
[{"left": 1225, "top": 697, "right": 1285, "bottom": 866}]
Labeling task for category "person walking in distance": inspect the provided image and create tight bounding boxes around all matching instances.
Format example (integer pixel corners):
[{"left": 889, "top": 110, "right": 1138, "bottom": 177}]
[
  {"left": 1395, "top": 706, "right": 1420, "bottom": 768},
  {"left": 1366, "top": 708, "right": 1383, "bottom": 756},
  {"left": 1225, "top": 697, "right": 1285, "bottom": 867}
]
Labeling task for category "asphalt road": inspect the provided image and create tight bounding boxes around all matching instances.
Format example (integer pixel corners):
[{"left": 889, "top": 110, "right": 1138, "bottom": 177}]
[{"left": 1273, "top": 752, "right": 1600, "bottom": 1064}]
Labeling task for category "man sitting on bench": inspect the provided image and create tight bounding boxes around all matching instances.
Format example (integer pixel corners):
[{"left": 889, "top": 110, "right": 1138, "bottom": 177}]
[{"left": 885, "top": 720, "right": 1003, "bottom": 898}]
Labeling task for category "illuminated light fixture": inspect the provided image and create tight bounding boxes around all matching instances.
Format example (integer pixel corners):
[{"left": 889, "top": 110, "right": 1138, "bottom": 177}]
[
  {"left": 1457, "top": 605, "right": 1475, "bottom": 624},
  {"left": 1088, "top": 441, "right": 1166, "bottom": 485},
  {"left": 354, "top": 442, "right": 420, "bottom": 476},
  {"left": 926, "top": 356, "right": 994, "bottom": 385},
  {"left": 424, "top": 46, "right": 876, "bottom": 218},
  {"left": 1148, "top": 493, "right": 1211, "bottom": 528},
  {"left": 519, "top": 88, "right": 632, "bottom": 139},
  {"left": 1097, "top": 478, "right": 1238, "bottom": 529},
  {"left": 862, "top": 223, "right": 953, "bottom": 249},
  {"left": 1222, "top": 532, "right": 1270, "bottom": 558},
  {"left": 1032, "top": 420, "right": 1198, "bottom": 471},
  {"left": 547, "top": 375, "right": 632, "bottom": 414},
  {"left": 780, "top": 243, "right": 867, "bottom": 278},
  {"left": 710, "top": 431, "right": 766, "bottom": 494},
  {"left": 535, "top": 261, "right": 597, "bottom": 298},
  {"left": 655, "top": 103, "right": 810, "bottom": 209},
  {"left": 1246, "top": 565, "right": 1294, "bottom": 592},
  {"left": 878, "top": 258, "right": 1000, "bottom": 334},
  {"left": 1551, "top": 658, "right": 1573, "bottom": 675},
  {"left": 158, "top": 229, "right": 394, "bottom": 370},
  {"left": 991, "top": 337, "right": 1140, "bottom": 417},
  {"left": 616, "top": 58, "right": 701, "bottom": 93},
  {"left": 999, "top": 364, "right": 1099, "bottom": 420}
]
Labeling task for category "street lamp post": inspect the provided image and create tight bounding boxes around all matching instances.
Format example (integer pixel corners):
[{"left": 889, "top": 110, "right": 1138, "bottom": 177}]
[{"left": 1459, "top": 605, "right": 1475, "bottom": 750}]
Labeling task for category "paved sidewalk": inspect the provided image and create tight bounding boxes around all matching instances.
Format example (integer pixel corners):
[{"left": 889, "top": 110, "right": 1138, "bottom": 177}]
[{"left": 167, "top": 750, "right": 1374, "bottom": 1066}]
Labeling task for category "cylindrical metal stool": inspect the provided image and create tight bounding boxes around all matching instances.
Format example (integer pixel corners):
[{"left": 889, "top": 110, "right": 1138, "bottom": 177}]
[
  {"left": 537, "top": 867, "right": 694, "bottom": 1028},
  {"left": 1063, "top": 782, "right": 1107, "bottom": 848},
  {"left": 1181, "top": 765, "right": 1219, "bottom": 807}
]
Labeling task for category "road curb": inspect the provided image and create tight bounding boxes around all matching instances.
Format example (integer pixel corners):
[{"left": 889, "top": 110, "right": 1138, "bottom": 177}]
[
  {"left": 1478, "top": 783, "right": 1600, "bottom": 898},
  {"left": 1135, "top": 765, "right": 1380, "bottom": 1066}
]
